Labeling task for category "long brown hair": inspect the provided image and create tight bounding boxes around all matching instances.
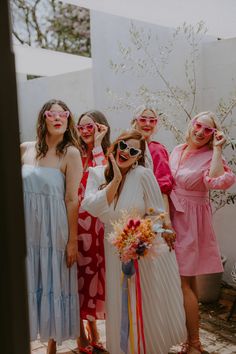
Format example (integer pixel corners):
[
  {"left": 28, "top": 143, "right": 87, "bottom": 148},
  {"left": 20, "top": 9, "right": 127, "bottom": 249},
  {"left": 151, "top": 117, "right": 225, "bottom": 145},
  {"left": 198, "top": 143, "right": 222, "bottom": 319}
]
[
  {"left": 77, "top": 110, "right": 111, "bottom": 154},
  {"left": 36, "top": 99, "right": 79, "bottom": 159},
  {"left": 103, "top": 129, "right": 146, "bottom": 186}
]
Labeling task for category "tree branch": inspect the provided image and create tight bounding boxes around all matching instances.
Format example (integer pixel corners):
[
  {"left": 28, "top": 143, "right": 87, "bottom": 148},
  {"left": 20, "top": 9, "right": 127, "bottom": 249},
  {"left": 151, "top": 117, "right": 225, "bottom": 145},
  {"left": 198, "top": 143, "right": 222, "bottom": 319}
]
[
  {"left": 12, "top": 30, "right": 26, "bottom": 45},
  {"left": 220, "top": 99, "right": 236, "bottom": 123}
]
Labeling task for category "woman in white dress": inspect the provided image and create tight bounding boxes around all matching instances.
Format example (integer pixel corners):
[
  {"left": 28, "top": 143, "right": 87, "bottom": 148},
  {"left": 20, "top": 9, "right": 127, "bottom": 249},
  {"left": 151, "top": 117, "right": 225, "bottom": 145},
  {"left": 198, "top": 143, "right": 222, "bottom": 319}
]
[{"left": 82, "top": 130, "right": 186, "bottom": 354}]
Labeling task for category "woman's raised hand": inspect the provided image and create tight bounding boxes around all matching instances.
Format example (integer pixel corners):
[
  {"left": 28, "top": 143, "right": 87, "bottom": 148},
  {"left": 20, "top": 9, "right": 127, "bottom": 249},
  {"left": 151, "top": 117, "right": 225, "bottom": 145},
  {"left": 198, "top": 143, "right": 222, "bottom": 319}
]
[
  {"left": 94, "top": 123, "right": 108, "bottom": 147},
  {"left": 213, "top": 130, "right": 226, "bottom": 148},
  {"left": 109, "top": 153, "right": 122, "bottom": 183}
]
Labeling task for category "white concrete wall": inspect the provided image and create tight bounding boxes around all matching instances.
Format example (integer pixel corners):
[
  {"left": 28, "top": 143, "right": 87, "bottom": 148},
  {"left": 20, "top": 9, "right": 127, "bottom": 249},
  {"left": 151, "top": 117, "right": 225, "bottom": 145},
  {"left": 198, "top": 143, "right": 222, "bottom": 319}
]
[
  {"left": 90, "top": 11, "right": 236, "bottom": 284},
  {"left": 16, "top": 10, "right": 235, "bottom": 284},
  {"left": 17, "top": 69, "right": 94, "bottom": 142},
  {"left": 200, "top": 38, "right": 236, "bottom": 284},
  {"left": 90, "top": 11, "right": 213, "bottom": 148}
]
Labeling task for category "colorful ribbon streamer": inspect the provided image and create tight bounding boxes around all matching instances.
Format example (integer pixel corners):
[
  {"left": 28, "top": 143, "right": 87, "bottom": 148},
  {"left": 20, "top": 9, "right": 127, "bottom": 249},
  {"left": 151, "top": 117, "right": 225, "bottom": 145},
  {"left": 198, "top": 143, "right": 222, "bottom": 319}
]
[
  {"left": 120, "top": 260, "right": 146, "bottom": 354},
  {"left": 134, "top": 259, "right": 146, "bottom": 354},
  {"left": 120, "top": 274, "right": 129, "bottom": 353}
]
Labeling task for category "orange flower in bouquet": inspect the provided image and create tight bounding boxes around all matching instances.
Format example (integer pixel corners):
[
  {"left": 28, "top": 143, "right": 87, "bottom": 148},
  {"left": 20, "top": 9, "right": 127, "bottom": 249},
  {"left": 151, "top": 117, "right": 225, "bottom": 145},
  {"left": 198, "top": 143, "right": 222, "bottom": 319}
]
[{"left": 108, "top": 209, "right": 166, "bottom": 263}]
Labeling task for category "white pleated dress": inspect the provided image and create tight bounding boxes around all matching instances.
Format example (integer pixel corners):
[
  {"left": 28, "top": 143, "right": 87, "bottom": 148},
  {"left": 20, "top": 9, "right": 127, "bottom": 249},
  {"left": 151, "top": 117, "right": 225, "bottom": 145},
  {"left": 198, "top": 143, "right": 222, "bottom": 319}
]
[{"left": 82, "top": 165, "right": 187, "bottom": 354}]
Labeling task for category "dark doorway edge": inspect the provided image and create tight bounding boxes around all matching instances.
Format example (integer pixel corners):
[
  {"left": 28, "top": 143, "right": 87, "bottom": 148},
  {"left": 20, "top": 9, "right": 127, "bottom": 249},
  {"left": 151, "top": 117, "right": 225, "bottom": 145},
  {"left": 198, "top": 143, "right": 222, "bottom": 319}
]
[{"left": 0, "top": 1, "right": 30, "bottom": 353}]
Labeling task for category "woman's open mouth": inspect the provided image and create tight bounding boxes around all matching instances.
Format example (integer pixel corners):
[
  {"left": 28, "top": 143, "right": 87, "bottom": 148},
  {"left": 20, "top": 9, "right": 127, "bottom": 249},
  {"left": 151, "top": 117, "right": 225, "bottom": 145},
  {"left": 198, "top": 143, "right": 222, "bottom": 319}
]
[{"left": 118, "top": 151, "right": 129, "bottom": 163}]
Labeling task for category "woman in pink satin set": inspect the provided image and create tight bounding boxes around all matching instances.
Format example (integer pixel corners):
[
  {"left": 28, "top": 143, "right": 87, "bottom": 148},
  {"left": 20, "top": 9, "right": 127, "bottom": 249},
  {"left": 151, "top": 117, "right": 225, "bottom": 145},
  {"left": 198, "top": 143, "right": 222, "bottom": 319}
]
[
  {"left": 169, "top": 111, "right": 236, "bottom": 354},
  {"left": 131, "top": 105, "right": 176, "bottom": 249}
]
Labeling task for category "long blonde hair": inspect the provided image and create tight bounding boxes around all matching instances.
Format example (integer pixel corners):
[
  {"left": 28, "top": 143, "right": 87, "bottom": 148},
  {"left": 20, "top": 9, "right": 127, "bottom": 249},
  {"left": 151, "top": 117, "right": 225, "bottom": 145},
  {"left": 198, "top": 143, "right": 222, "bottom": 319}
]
[{"left": 185, "top": 111, "right": 222, "bottom": 149}]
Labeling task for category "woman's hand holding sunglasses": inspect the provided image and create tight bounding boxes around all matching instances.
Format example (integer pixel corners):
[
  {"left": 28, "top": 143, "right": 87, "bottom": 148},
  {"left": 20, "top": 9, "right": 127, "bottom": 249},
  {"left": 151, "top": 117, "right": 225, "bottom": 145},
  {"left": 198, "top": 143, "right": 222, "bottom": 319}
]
[
  {"left": 213, "top": 130, "right": 226, "bottom": 149},
  {"left": 94, "top": 123, "right": 108, "bottom": 147}
]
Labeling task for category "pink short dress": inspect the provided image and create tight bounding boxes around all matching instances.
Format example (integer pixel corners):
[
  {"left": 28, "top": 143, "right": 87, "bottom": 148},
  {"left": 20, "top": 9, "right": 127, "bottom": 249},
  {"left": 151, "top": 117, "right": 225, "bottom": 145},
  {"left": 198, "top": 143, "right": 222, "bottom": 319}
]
[{"left": 169, "top": 144, "right": 236, "bottom": 276}]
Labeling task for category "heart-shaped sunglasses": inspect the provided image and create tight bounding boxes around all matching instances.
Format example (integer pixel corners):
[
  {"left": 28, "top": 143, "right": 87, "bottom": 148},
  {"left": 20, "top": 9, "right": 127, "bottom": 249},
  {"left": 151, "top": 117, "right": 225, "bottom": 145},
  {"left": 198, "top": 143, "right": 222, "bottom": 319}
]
[
  {"left": 137, "top": 116, "right": 158, "bottom": 126},
  {"left": 77, "top": 123, "right": 95, "bottom": 133},
  {"left": 118, "top": 140, "right": 141, "bottom": 157},
  {"left": 192, "top": 119, "right": 217, "bottom": 137},
  {"left": 45, "top": 110, "right": 70, "bottom": 121}
]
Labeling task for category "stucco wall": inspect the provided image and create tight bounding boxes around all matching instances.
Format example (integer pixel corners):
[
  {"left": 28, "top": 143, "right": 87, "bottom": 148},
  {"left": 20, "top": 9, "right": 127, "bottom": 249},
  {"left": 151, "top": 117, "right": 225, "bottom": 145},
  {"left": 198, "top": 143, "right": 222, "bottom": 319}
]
[
  {"left": 90, "top": 11, "right": 236, "bottom": 284},
  {"left": 17, "top": 69, "right": 94, "bottom": 142}
]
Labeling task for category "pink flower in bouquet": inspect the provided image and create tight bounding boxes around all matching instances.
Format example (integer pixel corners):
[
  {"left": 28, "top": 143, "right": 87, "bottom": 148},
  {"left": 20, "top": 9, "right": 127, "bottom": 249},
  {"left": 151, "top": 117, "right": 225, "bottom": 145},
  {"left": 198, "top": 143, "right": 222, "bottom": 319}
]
[
  {"left": 108, "top": 210, "right": 167, "bottom": 263},
  {"left": 127, "top": 218, "right": 141, "bottom": 230}
]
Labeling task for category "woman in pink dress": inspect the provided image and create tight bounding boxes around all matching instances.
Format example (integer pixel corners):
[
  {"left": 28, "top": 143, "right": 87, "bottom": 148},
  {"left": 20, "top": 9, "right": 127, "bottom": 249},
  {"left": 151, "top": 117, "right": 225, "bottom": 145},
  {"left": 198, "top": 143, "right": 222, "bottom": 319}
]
[
  {"left": 131, "top": 105, "right": 176, "bottom": 248},
  {"left": 76, "top": 110, "right": 110, "bottom": 353},
  {"left": 169, "top": 111, "right": 236, "bottom": 354}
]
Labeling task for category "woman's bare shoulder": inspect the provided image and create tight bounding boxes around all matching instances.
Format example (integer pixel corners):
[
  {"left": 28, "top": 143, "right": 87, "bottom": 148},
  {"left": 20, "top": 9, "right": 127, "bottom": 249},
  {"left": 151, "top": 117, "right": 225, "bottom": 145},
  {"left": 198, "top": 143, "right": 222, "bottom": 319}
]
[
  {"left": 65, "top": 145, "right": 81, "bottom": 159},
  {"left": 20, "top": 141, "right": 36, "bottom": 154}
]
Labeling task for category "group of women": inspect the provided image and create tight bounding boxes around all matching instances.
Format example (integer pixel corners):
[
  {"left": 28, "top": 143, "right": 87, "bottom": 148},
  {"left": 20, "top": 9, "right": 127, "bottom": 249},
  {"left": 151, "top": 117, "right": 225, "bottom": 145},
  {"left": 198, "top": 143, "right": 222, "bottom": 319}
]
[{"left": 21, "top": 99, "right": 236, "bottom": 354}]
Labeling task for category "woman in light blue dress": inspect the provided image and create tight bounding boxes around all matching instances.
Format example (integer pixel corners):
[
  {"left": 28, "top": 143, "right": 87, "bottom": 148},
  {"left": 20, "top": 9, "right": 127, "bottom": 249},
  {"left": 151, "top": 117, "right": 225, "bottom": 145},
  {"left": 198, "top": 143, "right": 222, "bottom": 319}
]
[{"left": 21, "top": 99, "right": 83, "bottom": 354}]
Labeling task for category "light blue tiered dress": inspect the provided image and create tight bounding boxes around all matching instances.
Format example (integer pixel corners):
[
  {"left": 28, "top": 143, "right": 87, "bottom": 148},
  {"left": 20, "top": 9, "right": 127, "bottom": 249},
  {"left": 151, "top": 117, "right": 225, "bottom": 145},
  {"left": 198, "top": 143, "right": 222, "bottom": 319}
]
[{"left": 22, "top": 164, "right": 79, "bottom": 344}]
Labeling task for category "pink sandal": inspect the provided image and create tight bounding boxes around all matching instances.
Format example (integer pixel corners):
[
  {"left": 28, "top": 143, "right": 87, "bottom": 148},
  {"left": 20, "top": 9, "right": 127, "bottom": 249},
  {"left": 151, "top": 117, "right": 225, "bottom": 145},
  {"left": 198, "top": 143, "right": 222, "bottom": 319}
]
[
  {"left": 91, "top": 342, "right": 109, "bottom": 353},
  {"left": 79, "top": 345, "right": 94, "bottom": 354},
  {"left": 178, "top": 342, "right": 189, "bottom": 354},
  {"left": 178, "top": 341, "right": 208, "bottom": 354}
]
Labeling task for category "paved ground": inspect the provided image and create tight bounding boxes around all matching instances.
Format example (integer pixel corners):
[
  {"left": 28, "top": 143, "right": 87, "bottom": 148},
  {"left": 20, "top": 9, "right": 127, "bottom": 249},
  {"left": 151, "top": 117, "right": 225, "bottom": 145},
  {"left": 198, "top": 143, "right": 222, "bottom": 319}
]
[
  {"left": 31, "top": 284, "right": 236, "bottom": 354},
  {"left": 31, "top": 327, "right": 236, "bottom": 354}
]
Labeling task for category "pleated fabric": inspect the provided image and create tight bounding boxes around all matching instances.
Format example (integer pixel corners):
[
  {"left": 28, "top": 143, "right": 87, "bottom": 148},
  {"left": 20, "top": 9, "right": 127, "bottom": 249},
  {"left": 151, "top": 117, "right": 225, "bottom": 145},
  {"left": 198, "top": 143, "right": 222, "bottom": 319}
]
[
  {"left": 22, "top": 165, "right": 80, "bottom": 344},
  {"left": 82, "top": 165, "right": 187, "bottom": 354},
  {"left": 105, "top": 238, "right": 187, "bottom": 354}
]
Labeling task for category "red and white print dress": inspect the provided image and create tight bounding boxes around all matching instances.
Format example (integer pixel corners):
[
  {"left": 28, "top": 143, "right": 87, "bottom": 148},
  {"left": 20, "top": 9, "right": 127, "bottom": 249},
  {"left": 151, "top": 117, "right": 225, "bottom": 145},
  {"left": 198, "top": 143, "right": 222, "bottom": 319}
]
[{"left": 77, "top": 146, "right": 106, "bottom": 321}]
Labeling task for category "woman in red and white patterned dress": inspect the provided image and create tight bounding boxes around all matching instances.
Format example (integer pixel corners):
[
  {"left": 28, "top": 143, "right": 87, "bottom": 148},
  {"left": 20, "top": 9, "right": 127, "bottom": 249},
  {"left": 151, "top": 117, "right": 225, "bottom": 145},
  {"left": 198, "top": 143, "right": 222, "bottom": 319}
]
[{"left": 76, "top": 111, "right": 110, "bottom": 353}]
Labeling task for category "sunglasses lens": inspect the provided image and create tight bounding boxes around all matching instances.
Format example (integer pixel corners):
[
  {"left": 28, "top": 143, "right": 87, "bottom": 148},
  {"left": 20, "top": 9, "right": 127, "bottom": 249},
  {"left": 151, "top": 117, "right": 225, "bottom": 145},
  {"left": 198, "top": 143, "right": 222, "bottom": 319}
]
[
  {"left": 86, "top": 124, "right": 94, "bottom": 131},
  {"left": 193, "top": 122, "right": 202, "bottom": 131},
  {"left": 45, "top": 111, "right": 53, "bottom": 117},
  {"left": 119, "top": 141, "right": 127, "bottom": 151},
  {"left": 204, "top": 127, "right": 214, "bottom": 136},
  {"left": 59, "top": 111, "right": 69, "bottom": 118},
  {"left": 129, "top": 148, "right": 139, "bottom": 156},
  {"left": 138, "top": 118, "right": 146, "bottom": 124},
  {"left": 45, "top": 112, "right": 55, "bottom": 121},
  {"left": 149, "top": 119, "right": 157, "bottom": 125}
]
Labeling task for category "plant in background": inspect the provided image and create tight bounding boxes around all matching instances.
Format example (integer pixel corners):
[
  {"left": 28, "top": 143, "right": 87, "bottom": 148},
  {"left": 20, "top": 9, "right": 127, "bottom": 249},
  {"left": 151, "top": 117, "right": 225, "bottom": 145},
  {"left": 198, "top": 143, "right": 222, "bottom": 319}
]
[
  {"left": 107, "top": 22, "right": 236, "bottom": 212},
  {"left": 11, "top": 0, "right": 91, "bottom": 56}
]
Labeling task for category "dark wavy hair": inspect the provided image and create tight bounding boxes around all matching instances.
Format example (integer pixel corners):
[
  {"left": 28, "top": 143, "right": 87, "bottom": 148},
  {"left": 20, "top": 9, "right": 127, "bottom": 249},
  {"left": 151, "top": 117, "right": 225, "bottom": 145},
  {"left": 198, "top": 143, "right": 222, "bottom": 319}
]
[
  {"left": 77, "top": 110, "right": 111, "bottom": 154},
  {"left": 36, "top": 99, "right": 80, "bottom": 159},
  {"left": 103, "top": 129, "right": 146, "bottom": 186}
]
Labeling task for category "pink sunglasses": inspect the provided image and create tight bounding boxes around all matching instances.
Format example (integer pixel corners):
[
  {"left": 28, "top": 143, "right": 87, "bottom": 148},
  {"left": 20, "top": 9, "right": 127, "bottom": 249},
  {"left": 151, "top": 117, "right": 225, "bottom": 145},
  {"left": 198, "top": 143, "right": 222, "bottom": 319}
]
[
  {"left": 77, "top": 122, "right": 95, "bottom": 133},
  {"left": 137, "top": 116, "right": 158, "bottom": 126},
  {"left": 45, "top": 110, "right": 70, "bottom": 121},
  {"left": 192, "top": 119, "right": 217, "bottom": 137}
]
